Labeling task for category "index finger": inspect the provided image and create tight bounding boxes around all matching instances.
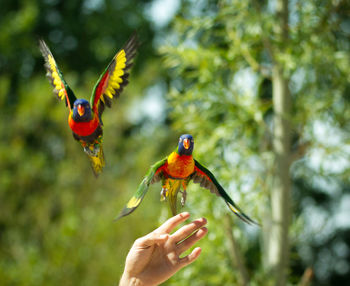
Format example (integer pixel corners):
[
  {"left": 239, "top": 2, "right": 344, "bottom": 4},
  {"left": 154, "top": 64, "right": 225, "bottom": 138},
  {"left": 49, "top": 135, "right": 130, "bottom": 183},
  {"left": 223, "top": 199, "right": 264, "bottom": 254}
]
[{"left": 156, "top": 212, "right": 190, "bottom": 234}]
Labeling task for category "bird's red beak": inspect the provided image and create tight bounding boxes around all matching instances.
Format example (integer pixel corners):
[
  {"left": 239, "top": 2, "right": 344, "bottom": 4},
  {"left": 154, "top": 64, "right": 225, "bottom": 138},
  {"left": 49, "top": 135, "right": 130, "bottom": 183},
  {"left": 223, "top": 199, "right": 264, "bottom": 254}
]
[
  {"left": 77, "top": 104, "right": 85, "bottom": 116},
  {"left": 183, "top": 138, "right": 190, "bottom": 149}
]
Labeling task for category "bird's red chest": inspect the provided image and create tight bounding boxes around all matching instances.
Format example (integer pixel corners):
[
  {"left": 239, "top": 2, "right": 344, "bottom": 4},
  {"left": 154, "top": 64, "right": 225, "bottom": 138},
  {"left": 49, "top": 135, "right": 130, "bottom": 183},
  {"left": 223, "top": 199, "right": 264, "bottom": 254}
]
[
  {"left": 68, "top": 113, "right": 100, "bottom": 137},
  {"left": 165, "top": 152, "right": 195, "bottom": 179}
]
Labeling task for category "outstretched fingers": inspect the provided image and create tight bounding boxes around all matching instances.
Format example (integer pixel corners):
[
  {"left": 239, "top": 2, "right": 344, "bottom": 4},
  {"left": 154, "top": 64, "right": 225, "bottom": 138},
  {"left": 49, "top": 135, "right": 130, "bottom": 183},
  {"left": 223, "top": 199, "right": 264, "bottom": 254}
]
[
  {"left": 176, "top": 227, "right": 208, "bottom": 255},
  {"left": 171, "top": 217, "right": 207, "bottom": 243},
  {"left": 133, "top": 213, "right": 206, "bottom": 250},
  {"left": 179, "top": 247, "right": 202, "bottom": 267},
  {"left": 157, "top": 212, "right": 190, "bottom": 234}
]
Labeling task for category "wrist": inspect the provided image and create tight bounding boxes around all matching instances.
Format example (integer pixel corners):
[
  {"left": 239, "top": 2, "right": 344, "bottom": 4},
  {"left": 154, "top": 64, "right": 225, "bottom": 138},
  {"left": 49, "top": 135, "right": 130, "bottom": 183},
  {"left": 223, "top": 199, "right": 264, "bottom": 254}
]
[{"left": 119, "top": 273, "right": 145, "bottom": 286}]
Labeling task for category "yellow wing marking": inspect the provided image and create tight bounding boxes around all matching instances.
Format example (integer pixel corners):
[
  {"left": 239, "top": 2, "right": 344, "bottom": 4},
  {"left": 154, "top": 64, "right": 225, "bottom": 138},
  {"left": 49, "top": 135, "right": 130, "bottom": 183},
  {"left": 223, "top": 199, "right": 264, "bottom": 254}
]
[
  {"left": 227, "top": 204, "right": 240, "bottom": 215},
  {"left": 126, "top": 196, "right": 142, "bottom": 209},
  {"left": 104, "top": 49, "right": 127, "bottom": 98},
  {"left": 48, "top": 54, "right": 67, "bottom": 101}
]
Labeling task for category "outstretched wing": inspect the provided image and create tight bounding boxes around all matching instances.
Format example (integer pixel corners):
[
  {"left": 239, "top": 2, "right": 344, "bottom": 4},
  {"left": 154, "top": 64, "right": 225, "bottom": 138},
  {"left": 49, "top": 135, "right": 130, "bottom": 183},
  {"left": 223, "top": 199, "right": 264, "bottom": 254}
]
[
  {"left": 191, "top": 160, "right": 259, "bottom": 226},
  {"left": 115, "top": 157, "right": 167, "bottom": 221},
  {"left": 90, "top": 33, "right": 138, "bottom": 124},
  {"left": 38, "top": 39, "right": 77, "bottom": 110}
]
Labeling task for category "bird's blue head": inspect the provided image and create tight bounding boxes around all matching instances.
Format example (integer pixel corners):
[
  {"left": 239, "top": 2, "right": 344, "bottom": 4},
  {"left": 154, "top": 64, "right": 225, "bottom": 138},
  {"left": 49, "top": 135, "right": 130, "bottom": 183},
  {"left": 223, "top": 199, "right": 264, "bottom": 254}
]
[
  {"left": 72, "top": 99, "right": 92, "bottom": 122},
  {"left": 177, "top": 134, "right": 194, "bottom": 156}
]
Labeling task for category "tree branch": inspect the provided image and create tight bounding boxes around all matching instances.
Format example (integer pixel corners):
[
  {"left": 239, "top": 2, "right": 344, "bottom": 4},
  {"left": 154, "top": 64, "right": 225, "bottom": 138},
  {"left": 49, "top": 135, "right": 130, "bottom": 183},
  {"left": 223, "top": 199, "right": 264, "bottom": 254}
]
[
  {"left": 224, "top": 214, "right": 250, "bottom": 286},
  {"left": 297, "top": 267, "right": 313, "bottom": 286}
]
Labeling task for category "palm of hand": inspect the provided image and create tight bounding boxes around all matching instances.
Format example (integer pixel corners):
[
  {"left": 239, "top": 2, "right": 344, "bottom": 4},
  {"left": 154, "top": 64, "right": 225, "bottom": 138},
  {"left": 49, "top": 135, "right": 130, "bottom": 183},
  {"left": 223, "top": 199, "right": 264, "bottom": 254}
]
[{"left": 121, "top": 212, "right": 207, "bottom": 286}]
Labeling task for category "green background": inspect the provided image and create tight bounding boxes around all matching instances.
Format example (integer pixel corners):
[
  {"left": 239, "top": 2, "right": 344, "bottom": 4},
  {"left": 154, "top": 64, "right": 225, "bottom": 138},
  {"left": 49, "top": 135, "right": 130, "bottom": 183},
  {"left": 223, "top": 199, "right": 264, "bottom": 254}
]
[{"left": 0, "top": 0, "right": 349, "bottom": 285}]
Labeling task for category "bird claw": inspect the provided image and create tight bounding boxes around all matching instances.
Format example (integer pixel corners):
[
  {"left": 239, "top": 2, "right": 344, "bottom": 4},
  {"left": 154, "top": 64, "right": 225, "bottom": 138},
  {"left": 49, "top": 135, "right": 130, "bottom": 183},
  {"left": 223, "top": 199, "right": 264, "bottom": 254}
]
[
  {"left": 180, "top": 190, "right": 187, "bottom": 207},
  {"left": 160, "top": 188, "right": 167, "bottom": 201},
  {"left": 83, "top": 144, "right": 100, "bottom": 157}
]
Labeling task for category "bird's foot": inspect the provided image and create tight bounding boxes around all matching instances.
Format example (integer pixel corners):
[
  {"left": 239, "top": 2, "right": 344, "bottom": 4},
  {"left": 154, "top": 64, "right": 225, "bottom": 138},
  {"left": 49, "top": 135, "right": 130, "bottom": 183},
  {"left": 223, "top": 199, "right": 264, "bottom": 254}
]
[
  {"left": 180, "top": 189, "right": 187, "bottom": 207},
  {"left": 160, "top": 188, "right": 168, "bottom": 201},
  {"left": 83, "top": 144, "right": 100, "bottom": 157}
]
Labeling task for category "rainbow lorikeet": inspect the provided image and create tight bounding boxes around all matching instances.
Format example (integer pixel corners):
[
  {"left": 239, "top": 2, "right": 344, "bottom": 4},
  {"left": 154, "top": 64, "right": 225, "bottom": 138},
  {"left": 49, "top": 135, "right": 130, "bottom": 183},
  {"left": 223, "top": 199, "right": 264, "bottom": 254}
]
[
  {"left": 39, "top": 34, "right": 138, "bottom": 176},
  {"left": 116, "top": 134, "right": 258, "bottom": 225}
]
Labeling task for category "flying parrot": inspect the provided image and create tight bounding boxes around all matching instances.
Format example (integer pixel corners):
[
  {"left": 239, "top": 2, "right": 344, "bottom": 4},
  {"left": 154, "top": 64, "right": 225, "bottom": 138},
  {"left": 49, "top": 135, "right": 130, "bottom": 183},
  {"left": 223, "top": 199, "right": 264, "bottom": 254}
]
[
  {"left": 116, "top": 134, "right": 258, "bottom": 225},
  {"left": 39, "top": 34, "right": 138, "bottom": 176}
]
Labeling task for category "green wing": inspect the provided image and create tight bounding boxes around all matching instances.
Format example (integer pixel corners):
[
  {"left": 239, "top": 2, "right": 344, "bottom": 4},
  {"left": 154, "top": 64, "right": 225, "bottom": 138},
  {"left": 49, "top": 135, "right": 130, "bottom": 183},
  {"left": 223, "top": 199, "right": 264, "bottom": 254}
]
[
  {"left": 115, "top": 157, "right": 167, "bottom": 221},
  {"left": 191, "top": 160, "right": 259, "bottom": 226},
  {"left": 38, "top": 39, "right": 77, "bottom": 109}
]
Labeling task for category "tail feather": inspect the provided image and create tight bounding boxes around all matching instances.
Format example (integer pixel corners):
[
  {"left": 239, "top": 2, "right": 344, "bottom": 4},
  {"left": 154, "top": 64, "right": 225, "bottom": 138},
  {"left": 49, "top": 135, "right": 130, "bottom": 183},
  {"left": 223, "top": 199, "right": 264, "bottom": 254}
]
[
  {"left": 88, "top": 146, "right": 105, "bottom": 177},
  {"left": 167, "top": 180, "right": 182, "bottom": 216}
]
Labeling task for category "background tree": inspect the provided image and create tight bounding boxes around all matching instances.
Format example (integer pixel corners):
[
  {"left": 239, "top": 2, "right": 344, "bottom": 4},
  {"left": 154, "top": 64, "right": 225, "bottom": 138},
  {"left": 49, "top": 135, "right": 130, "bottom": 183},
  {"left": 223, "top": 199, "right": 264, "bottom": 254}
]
[{"left": 160, "top": 0, "right": 349, "bottom": 285}]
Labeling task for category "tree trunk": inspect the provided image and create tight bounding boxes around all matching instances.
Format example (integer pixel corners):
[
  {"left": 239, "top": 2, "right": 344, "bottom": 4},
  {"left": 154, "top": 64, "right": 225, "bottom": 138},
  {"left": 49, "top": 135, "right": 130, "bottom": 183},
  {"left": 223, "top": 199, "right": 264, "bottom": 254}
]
[
  {"left": 267, "top": 65, "right": 292, "bottom": 286},
  {"left": 266, "top": 1, "right": 291, "bottom": 285},
  {"left": 224, "top": 215, "right": 249, "bottom": 286}
]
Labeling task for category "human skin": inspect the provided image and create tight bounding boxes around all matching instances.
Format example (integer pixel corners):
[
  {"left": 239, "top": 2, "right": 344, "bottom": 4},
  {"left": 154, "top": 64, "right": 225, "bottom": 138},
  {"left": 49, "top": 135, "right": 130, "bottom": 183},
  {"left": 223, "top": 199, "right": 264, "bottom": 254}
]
[{"left": 119, "top": 212, "right": 208, "bottom": 286}]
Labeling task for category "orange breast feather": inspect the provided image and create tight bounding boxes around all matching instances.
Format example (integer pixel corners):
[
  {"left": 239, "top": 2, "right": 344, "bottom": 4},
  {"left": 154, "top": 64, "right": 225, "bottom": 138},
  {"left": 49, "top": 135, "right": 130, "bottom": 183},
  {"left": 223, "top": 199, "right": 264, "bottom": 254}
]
[
  {"left": 68, "top": 113, "right": 100, "bottom": 137},
  {"left": 166, "top": 152, "right": 195, "bottom": 178}
]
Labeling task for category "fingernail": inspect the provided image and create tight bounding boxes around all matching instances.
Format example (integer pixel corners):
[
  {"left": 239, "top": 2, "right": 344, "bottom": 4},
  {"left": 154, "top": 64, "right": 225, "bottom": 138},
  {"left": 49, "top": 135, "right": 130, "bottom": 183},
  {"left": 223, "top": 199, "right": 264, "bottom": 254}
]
[{"left": 180, "top": 212, "right": 190, "bottom": 218}]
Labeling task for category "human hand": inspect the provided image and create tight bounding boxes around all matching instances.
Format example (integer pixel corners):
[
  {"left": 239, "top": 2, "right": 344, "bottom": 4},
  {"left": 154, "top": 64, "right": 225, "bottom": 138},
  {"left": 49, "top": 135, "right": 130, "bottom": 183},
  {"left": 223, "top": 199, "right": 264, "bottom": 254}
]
[{"left": 119, "top": 212, "right": 208, "bottom": 286}]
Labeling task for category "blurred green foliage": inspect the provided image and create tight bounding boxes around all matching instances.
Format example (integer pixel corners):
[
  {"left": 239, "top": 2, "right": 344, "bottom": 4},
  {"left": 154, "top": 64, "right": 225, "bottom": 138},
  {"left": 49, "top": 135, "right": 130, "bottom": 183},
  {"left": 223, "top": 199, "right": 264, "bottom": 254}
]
[
  {"left": 0, "top": 0, "right": 349, "bottom": 286},
  {"left": 160, "top": 0, "right": 350, "bottom": 285},
  {"left": 0, "top": 0, "right": 176, "bottom": 285}
]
